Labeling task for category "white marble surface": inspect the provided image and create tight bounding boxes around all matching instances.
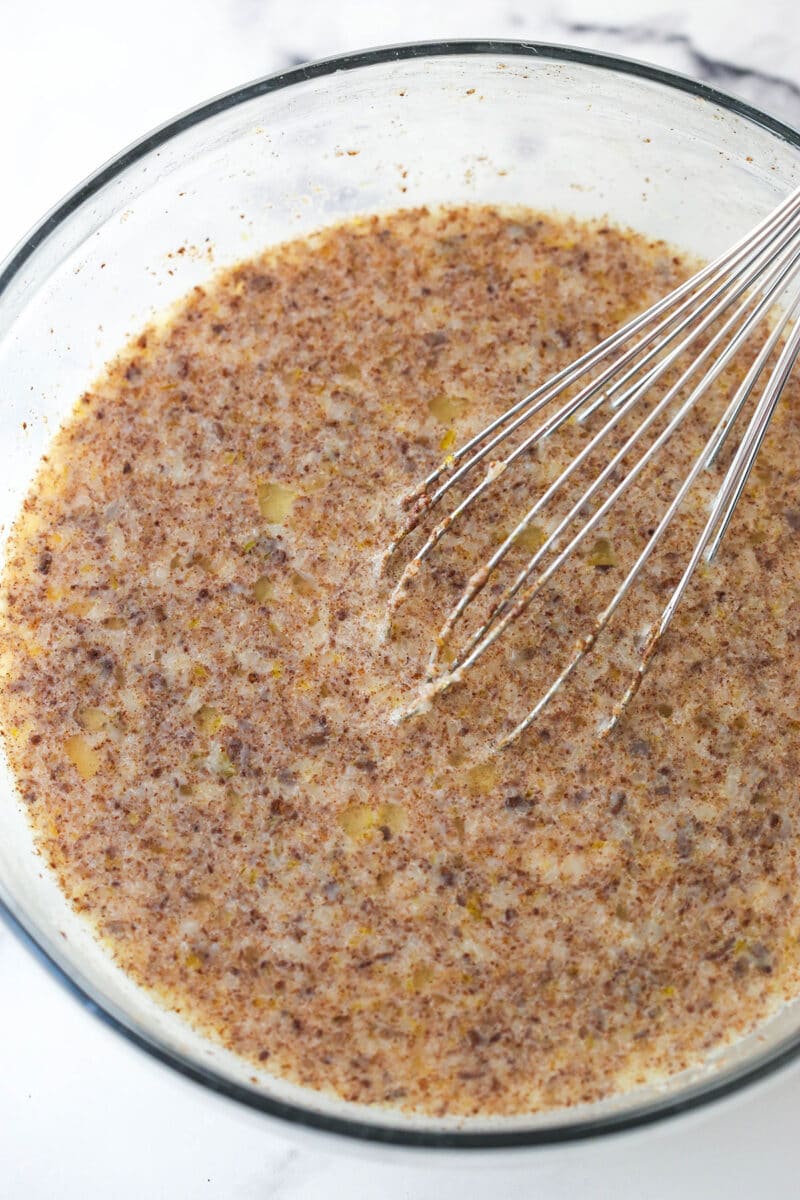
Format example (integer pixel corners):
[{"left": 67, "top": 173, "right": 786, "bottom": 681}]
[{"left": 2, "top": 2, "right": 800, "bottom": 1196}]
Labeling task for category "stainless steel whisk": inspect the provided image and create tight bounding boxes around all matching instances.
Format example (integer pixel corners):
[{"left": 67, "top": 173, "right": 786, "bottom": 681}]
[{"left": 382, "top": 183, "right": 800, "bottom": 747}]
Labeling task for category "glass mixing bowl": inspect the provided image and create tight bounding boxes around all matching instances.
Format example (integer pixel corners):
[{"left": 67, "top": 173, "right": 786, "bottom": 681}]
[{"left": 1, "top": 40, "right": 800, "bottom": 1150}]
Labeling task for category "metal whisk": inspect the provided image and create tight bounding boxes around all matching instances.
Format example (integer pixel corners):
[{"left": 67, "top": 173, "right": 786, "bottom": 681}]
[{"left": 383, "top": 183, "right": 800, "bottom": 748}]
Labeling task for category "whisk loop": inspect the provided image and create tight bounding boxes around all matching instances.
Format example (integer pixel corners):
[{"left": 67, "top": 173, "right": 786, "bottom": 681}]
[{"left": 383, "top": 184, "right": 800, "bottom": 746}]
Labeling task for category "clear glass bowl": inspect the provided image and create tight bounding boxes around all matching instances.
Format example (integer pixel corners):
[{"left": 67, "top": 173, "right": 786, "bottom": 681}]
[{"left": 1, "top": 40, "right": 800, "bottom": 1150}]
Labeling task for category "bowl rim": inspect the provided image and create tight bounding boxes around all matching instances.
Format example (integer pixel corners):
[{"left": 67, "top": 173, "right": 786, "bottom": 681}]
[{"left": 2, "top": 37, "right": 800, "bottom": 1151}]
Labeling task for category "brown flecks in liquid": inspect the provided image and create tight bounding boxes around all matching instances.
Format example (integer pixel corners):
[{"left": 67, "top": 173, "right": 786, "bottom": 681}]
[{"left": 2, "top": 206, "right": 800, "bottom": 1117}]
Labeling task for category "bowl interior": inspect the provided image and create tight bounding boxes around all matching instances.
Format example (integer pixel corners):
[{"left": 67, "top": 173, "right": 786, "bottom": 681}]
[{"left": 1, "top": 44, "right": 800, "bottom": 1145}]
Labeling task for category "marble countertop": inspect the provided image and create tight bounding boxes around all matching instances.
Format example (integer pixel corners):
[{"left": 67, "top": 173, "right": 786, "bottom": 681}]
[{"left": 2, "top": 2, "right": 800, "bottom": 1197}]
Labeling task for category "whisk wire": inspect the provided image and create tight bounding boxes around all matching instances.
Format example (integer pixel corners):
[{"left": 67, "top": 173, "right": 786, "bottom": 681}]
[
  {"left": 609, "top": 294, "right": 800, "bottom": 729},
  {"left": 387, "top": 184, "right": 800, "bottom": 553},
  {"left": 386, "top": 184, "right": 800, "bottom": 744},
  {"left": 498, "top": 283, "right": 800, "bottom": 749},
  {"left": 423, "top": 221, "right": 800, "bottom": 681},
  {"left": 386, "top": 196, "right": 800, "bottom": 610}
]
